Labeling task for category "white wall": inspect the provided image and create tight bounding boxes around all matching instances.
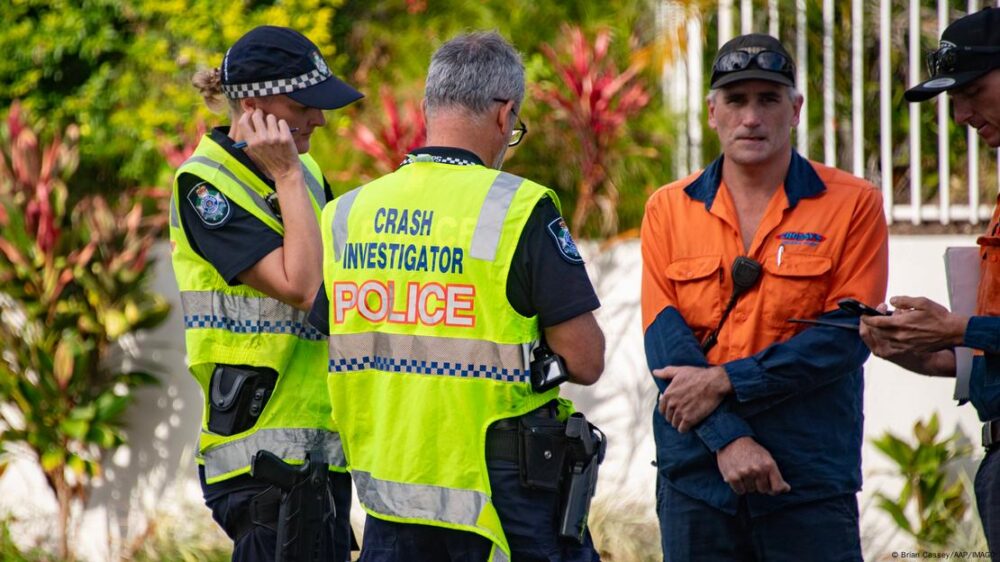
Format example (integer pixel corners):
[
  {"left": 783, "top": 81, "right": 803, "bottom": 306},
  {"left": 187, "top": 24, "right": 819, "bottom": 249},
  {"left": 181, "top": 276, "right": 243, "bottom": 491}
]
[{"left": 0, "top": 235, "right": 987, "bottom": 559}]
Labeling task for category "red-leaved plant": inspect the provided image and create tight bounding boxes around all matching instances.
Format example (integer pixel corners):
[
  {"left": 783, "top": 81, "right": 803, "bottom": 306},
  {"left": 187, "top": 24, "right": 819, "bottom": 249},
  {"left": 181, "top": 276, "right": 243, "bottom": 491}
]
[
  {"left": 536, "top": 26, "right": 651, "bottom": 237},
  {"left": 347, "top": 86, "right": 426, "bottom": 176},
  {"left": 0, "top": 102, "right": 170, "bottom": 560}
]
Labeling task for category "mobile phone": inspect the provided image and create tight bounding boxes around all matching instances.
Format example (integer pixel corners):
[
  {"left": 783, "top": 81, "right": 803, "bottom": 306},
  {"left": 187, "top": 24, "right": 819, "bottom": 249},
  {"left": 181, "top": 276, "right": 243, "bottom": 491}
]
[{"left": 837, "top": 298, "right": 890, "bottom": 317}]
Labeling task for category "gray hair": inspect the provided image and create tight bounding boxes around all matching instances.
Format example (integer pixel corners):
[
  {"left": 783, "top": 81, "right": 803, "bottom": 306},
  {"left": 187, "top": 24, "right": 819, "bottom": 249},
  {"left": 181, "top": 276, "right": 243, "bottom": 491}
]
[
  {"left": 707, "top": 85, "right": 802, "bottom": 104},
  {"left": 425, "top": 31, "right": 525, "bottom": 117}
]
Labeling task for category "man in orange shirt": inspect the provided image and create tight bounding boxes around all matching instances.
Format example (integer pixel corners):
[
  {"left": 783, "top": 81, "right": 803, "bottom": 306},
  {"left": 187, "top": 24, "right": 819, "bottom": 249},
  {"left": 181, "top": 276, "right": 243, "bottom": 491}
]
[{"left": 641, "top": 33, "right": 888, "bottom": 560}]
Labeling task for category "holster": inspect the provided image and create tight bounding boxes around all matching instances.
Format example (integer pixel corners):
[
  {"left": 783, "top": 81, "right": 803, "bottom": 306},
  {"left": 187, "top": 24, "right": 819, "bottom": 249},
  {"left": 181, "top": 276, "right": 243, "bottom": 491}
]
[
  {"left": 251, "top": 449, "right": 331, "bottom": 562},
  {"left": 558, "top": 413, "right": 606, "bottom": 544}
]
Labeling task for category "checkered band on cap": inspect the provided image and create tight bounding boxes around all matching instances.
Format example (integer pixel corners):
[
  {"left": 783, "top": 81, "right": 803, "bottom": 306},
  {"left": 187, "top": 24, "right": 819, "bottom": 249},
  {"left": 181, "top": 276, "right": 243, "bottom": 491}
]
[{"left": 222, "top": 68, "right": 328, "bottom": 99}]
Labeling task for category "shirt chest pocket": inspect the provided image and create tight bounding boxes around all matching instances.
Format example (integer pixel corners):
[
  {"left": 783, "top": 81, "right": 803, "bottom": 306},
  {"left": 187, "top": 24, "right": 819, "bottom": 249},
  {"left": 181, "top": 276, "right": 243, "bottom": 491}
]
[
  {"left": 761, "top": 253, "right": 832, "bottom": 326},
  {"left": 665, "top": 255, "right": 724, "bottom": 332}
]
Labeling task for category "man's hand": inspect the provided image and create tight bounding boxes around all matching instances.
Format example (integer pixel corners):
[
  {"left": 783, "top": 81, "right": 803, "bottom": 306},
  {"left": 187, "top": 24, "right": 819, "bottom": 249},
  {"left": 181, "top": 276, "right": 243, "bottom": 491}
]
[
  {"left": 860, "top": 296, "right": 968, "bottom": 356},
  {"left": 716, "top": 437, "right": 791, "bottom": 496},
  {"left": 653, "top": 365, "right": 733, "bottom": 432},
  {"left": 860, "top": 317, "right": 958, "bottom": 377}
]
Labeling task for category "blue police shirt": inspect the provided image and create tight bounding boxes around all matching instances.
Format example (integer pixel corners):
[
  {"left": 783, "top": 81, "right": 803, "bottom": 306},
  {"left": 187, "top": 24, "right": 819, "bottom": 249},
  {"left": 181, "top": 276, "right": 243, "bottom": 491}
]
[{"left": 177, "top": 127, "right": 334, "bottom": 284}]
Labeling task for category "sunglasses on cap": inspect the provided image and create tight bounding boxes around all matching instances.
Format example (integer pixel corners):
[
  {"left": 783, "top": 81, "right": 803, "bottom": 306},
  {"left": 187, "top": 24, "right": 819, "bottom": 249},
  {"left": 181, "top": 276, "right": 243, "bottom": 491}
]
[
  {"left": 713, "top": 50, "right": 794, "bottom": 75},
  {"left": 926, "top": 44, "right": 1000, "bottom": 78}
]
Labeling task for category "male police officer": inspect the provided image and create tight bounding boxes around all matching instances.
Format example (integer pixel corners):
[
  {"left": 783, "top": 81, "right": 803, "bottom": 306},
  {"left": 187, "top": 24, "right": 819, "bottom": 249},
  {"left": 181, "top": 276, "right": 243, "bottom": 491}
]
[
  {"left": 861, "top": 7, "right": 1000, "bottom": 550},
  {"left": 641, "top": 33, "right": 888, "bottom": 560},
  {"left": 308, "top": 31, "right": 605, "bottom": 562},
  {"left": 171, "top": 26, "right": 361, "bottom": 561}
]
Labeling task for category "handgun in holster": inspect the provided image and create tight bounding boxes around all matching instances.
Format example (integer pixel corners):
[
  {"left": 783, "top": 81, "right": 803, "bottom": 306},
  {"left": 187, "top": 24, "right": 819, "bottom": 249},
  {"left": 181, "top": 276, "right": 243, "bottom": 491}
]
[
  {"left": 250, "top": 448, "right": 331, "bottom": 562},
  {"left": 558, "top": 412, "right": 606, "bottom": 544}
]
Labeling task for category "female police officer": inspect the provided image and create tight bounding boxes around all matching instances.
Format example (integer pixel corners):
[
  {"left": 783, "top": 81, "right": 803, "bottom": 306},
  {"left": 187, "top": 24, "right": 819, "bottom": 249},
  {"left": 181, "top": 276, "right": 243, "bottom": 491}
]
[{"left": 172, "top": 26, "right": 361, "bottom": 561}]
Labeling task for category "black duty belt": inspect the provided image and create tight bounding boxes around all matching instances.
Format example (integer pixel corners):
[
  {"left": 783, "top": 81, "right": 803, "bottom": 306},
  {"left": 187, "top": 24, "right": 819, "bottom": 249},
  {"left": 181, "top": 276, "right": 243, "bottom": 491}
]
[
  {"left": 983, "top": 419, "right": 1000, "bottom": 452},
  {"left": 485, "top": 402, "right": 560, "bottom": 462}
]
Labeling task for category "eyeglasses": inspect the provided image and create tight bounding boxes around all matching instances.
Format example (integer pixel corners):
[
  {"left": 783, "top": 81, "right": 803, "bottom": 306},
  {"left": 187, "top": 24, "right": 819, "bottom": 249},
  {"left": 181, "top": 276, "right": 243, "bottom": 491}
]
[
  {"left": 493, "top": 98, "right": 528, "bottom": 147},
  {"left": 713, "top": 50, "right": 794, "bottom": 75},
  {"left": 926, "top": 45, "right": 1000, "bottom": 78}
]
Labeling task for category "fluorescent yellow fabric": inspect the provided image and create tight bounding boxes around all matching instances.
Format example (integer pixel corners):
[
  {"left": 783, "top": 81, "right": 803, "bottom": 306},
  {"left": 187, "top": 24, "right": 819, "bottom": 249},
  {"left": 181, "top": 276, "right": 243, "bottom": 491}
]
[
  {"left": 322, "top": 161, "right": 569, "bottom": 560},
  {"left": 170, "top": 134, "right": 342, "bottom": 483}
]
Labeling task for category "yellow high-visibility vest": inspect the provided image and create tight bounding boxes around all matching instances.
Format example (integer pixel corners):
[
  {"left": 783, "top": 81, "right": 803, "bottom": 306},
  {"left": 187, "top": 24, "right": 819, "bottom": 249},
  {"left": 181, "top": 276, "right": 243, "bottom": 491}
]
[
  {"left": 169, "top": 135, "right": 343, "bottom": 484},
  {"left": 322, "top": 158, "right": 572, "bottom": 561}
]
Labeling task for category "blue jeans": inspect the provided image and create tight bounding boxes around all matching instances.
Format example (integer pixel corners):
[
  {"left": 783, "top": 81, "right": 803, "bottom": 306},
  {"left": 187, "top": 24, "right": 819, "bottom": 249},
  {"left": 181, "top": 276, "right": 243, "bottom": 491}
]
[
  {"left": 359, "top": 459, "right": 600, "bottom": 562},
  {"left": 657, "top": 476, "right": 861, "bottom": 562},
  {"left": 975, "top": 448, "right": 1000, "bottom": 552},
  {"left": 199, "top": 466, "right": 354, "bottom": 562}
]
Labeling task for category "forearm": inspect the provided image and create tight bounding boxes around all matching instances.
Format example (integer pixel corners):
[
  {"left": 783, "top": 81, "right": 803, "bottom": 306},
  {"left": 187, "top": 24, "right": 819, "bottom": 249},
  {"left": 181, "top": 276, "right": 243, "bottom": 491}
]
[
  {"left": 724, "top": 310, "right": 870, "bottom": 406},
  {"left": 274, "top": 168, "right": 324, "bottom": 304},
  {"left": 645, "top": 307, "right": 753, "bottom": 450}
]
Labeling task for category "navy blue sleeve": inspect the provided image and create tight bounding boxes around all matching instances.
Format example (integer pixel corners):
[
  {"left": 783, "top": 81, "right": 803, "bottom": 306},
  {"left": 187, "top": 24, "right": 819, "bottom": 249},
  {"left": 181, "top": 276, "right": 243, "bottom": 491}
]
[
  {"left": 724, "top": 308, "right": 871, "bottom": 410},
  {"left": 308, "top": 283, "right": 330, "bottom": 336},
  {"left": 506, "top": 198, "right": 600, "bottom": 327},
  {"left": 965, "top": 316, "right": 1000, "bottom": 355},
  {"left": 178, "top": 173, "right": 283, "bottom": 285},
  {"left": 645, "top": 306, "right": 755, "bottom": 452}
]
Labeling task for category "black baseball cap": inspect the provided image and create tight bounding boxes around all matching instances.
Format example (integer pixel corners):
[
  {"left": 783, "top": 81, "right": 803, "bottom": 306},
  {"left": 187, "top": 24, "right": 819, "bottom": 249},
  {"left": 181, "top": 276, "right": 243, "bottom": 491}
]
[
  {"left": 221, "top": 26, "right": 363, "bottom": 110},
  {"left": 905, "top": 8, "right": 1000, "bottom": 102},
  {"left": 710, "top": 33, "right": 796, "bottom": 89}
]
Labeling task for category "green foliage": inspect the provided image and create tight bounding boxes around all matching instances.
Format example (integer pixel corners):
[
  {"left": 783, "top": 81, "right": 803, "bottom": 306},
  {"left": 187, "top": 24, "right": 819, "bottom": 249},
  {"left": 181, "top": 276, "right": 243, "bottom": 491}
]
[
  {"left": 1, "top": 0, "right": 344, "bottom": 194},
  {"left": 0, "top": 517, "right": 53, "bottom": 562},
  {"left": 324, "top": 1, "right": 667, "bottom": 236},
  {"left": 872, "top": 413, "right": 973, "bottom": 549},
  {"left": 4, "top": 0, "right": 996, "bottom": 236},
  {"left": 0, "top": 103, "right": 170, "bottom": 559},
  {"left": 2, "top": 0, "right": 671, "bottom": 235},
  {"left": 128, "top": 520, "right": 231, "bottom": 562}
]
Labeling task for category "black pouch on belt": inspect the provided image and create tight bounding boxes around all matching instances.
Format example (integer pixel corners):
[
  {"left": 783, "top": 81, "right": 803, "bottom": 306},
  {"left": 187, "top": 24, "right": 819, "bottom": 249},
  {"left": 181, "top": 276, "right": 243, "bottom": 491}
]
[
  {"left": 208, "top": 364, "right": 277, "bottom": 436},
  {"left": 519, "top": 416, "right": 569, "bottom": 491}
]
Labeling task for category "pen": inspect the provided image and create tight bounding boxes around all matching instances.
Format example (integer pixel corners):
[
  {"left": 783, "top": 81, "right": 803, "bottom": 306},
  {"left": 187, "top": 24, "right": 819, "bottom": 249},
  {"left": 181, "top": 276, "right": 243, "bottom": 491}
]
[{"left": 233, "top": 127, "right": 299, "bottom": 149}]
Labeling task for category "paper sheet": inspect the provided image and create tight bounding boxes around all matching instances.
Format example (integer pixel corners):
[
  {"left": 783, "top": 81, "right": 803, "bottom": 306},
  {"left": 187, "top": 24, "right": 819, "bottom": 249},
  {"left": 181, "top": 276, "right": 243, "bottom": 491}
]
[{"left": 945, "top": 247, "right": 981, "bottom": 402}]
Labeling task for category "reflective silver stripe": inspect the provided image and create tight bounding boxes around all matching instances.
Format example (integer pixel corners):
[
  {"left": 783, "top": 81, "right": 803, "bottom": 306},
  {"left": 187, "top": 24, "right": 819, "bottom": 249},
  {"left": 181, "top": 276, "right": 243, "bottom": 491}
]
[
  {"left": 353, "top": 469, "right": 488, "bottom": 528},
  {"left": 328, "top": 332, "right": 529, "bottom": 382},
  {"left": 491, "top": 548, "right": 509, "bottom": 562},
  {"left": 332, "top": 186, "right": 363, "bottom": 261},
  {"left": 182, "top": 155, "right": 280, "bottom": 225},
  {"left": 169, "top": 194, "right": 180, "bottom": 228},
  {"left": 301, "top": 162, "right": 326, "bottom": 206},
  {"left": 469, "top": 172, "right": 525, "bottom": 261},
  {"left": 203, "top": 428, "right": 344, "bottom": 480},
  {"left": 181, "top": 290, "right": 324, "bottom": 341}
]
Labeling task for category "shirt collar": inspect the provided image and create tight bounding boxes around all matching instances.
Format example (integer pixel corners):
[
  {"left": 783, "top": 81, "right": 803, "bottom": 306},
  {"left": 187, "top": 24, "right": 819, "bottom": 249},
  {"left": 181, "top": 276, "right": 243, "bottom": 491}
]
[
  {"left": 209, "top": 126, "right": 276, "bottom": 190},
  {"left": 683, "top": 150, "right": 826, "bottom": 210},
  {"left": 400, "top": 146, "right": 485, "bottom": 168}
]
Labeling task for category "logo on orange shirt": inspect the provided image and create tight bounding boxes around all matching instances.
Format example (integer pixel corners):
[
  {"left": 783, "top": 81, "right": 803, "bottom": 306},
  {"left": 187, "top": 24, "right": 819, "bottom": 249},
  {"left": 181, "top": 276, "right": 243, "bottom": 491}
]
[{"left": 775, "top": 231, "right": 826, "bottom": 246}]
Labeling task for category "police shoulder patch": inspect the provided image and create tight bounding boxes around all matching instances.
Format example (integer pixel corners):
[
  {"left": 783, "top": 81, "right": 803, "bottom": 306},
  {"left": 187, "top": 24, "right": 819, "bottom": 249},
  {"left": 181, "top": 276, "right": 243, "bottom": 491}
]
[
  {"left": 186, "top": 182, "right": 232, "bottom": 229},
  {"left": 546, "top": 217, "right": 584, "bottom": 265}
]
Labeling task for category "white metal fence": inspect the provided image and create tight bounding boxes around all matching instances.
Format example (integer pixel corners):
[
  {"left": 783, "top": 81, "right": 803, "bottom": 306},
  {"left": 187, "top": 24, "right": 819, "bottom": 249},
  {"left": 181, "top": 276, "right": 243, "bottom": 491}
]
[{"left": 657, "top": 0, "right": 1000, "bottom": 225}]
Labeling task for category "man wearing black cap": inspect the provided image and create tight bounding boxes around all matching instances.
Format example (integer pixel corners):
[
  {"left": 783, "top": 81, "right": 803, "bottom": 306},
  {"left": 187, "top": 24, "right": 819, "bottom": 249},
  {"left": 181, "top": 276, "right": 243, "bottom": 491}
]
[
  {"left": 641, "top": 33, "right": 888, "bottom": 560},
  {"left": 171, "top": 25, "right": 362, "bottom": 561},
  {"left": 861, "top": 7, "right": 1000, "bottom": 550}
]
